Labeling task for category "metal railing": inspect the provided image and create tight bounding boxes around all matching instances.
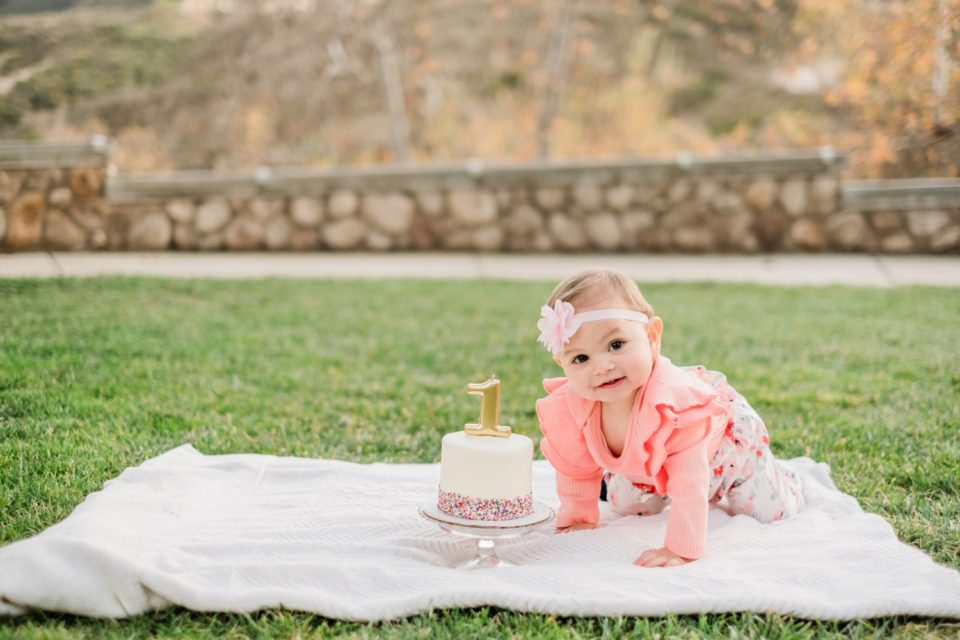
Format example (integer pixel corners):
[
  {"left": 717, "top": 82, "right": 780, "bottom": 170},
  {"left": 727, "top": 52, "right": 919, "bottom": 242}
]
[
  {"left": 104, "top": 149, "right": 848, "bottom": 203},
  {"left": 0, "top": 136, "right": 111, "bottom": 170},
  {"left": 844, "top": 178, "right": 960, "bottom": 210}
]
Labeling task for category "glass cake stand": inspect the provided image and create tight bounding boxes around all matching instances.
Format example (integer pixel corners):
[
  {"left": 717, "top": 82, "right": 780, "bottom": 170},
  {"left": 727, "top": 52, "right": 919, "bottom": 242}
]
[{"left": 419, "top": 501, "right": 554, "bottom": 569}]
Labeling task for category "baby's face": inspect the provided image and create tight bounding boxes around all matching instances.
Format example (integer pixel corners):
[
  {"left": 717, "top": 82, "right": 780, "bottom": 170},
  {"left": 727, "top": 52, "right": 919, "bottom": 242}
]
[{"left": 555, "top": 296, "right": 661, "bottom": 406}]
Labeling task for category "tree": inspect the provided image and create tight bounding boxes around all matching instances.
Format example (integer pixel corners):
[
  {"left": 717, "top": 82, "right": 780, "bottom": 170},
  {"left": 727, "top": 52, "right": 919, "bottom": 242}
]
[{"left": 796, "top": 0, "right": 960, "bottom": 176}]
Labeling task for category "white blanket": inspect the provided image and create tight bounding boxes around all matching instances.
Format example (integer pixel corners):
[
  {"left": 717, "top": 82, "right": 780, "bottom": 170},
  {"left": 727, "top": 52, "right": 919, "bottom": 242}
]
[{"left": 1, "top": 445, "right": 959, "bottom": 621}]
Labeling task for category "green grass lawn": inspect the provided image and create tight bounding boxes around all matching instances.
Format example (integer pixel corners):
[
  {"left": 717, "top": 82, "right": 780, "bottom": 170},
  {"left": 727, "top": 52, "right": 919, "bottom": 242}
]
[{"left": 1, "top": 277, "right": 958, "bottom": 639}]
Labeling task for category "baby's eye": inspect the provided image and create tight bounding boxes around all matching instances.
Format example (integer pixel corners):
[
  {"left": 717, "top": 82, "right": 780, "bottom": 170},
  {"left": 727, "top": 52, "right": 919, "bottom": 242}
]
[
  {"left": 609, "top": 339, "right": 625, "bottom": 351},
  {"left": 572, "top": 354, "right": 589, "bottom": 364}
]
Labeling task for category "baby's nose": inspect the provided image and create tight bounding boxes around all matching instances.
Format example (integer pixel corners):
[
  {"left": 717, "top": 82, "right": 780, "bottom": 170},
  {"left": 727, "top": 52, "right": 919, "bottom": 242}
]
[{"left": 595, "top": 358, "right": 615, "bottom": 374}]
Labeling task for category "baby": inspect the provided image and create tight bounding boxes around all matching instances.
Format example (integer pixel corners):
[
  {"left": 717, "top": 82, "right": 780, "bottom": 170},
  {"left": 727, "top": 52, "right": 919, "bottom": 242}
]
[{"left": 535, "top": 267, "right": 804, "bottom": 567}]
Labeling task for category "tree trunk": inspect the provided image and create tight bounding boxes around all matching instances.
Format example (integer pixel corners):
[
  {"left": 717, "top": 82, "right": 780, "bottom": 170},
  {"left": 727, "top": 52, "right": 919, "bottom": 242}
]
[
  {"left": 932, "top": 0, "right": 951, "bottom": 129},
  {"left": 374, "top": 21, "right": 412, "bottom": 163},
  {"left": 536, "top": 0, "right": 575, "bottom": 159}
]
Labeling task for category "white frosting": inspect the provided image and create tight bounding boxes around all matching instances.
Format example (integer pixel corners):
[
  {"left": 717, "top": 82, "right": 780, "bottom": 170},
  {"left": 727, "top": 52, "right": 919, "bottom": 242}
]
[{"left": 439, "top": 431, "right": 533, "bottom": 499}]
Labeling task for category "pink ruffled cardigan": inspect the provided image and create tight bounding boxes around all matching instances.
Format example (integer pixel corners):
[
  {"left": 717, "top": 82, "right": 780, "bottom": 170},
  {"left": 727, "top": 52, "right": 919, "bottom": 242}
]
[{"left": 536, "top": 355, "right": 736, "bottom": 559}]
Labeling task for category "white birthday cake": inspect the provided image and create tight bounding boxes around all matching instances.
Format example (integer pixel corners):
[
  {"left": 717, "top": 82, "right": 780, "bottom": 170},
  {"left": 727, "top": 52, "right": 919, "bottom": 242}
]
[
  {"left": 437, "top": 376, "right": 534, "bottom": 521},
  {"left": 438, "top": 430, "right": 533, "bottom": 521}
]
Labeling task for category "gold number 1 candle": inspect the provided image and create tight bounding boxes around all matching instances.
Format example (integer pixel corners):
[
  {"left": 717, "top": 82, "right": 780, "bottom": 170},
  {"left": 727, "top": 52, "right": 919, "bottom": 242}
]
[{"left": 464, "top": 376, "right": 512, "bottom": 437}]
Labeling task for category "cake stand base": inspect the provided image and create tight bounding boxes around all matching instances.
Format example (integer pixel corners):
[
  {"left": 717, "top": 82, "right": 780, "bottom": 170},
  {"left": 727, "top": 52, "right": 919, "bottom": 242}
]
[
  {"left": 457, "top": 538, "right": 510, "bottom": 569},
  {"left": 419, "top": 501, "right": 554, "bottom": 569}
]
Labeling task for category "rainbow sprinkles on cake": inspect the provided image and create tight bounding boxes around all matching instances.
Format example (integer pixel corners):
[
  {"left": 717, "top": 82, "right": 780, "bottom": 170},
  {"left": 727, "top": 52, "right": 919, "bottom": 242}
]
[{"left": 437, "top": 376, "right": 534, "bottom": 521}]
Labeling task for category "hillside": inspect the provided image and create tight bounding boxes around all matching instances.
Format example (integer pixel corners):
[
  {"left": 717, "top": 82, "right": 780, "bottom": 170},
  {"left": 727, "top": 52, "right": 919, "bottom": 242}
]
[{"left": 0, "top": 0, "right": 955, "bottom": 177}]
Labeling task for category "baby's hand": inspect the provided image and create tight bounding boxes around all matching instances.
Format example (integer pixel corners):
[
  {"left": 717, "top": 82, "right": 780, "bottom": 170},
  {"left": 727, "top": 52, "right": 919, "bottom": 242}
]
[
  {"left": 558, "top": 522, "right": 597, "bottom": 533},
  {"left": 634, "top": 546, "right": 692, "bottom": 567}
]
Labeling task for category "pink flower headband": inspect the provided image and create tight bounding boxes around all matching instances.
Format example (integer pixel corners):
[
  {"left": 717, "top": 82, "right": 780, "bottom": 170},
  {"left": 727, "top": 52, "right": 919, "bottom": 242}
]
[{"left": 536, "top": 300, "right": 649, "bottom": 356}]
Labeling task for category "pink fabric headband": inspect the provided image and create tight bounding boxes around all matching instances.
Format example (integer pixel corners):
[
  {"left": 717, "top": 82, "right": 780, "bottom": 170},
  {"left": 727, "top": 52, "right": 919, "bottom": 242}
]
[{"left": 536, "top": 300, "right": 649, "bottom": 356}]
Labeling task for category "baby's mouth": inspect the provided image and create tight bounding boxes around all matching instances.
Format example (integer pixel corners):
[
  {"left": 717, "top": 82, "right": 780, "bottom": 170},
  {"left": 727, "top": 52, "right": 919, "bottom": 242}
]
[{"left": 598, "top": 376, "right": 626, "bottom": 389}]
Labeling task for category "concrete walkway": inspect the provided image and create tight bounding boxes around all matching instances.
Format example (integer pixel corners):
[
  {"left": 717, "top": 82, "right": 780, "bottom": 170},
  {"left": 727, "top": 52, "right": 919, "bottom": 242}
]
[{"left": 0, "top": 252, "right": 958, "bottom": 286}]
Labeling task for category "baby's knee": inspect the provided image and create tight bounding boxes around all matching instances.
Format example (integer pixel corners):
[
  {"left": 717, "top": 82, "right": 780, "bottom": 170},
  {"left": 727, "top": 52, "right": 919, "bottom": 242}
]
[
  {"left": 726, "top": 468, "right": 804, "bottom": 522},
  {"left": 605, "top": 473, "right": 670, "bottom": 516}
]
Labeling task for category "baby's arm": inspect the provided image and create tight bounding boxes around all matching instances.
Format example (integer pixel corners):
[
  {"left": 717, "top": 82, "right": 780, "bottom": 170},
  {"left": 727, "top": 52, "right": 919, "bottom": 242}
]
[
  {"left": 553, "top": 467, "right": 603, "bottom": 530},
  {"left": 636, "top": 421, "right": 712, "bottom": 566},
  {"left": 536, "top": 390, "right": 603, "bottom": 530}
]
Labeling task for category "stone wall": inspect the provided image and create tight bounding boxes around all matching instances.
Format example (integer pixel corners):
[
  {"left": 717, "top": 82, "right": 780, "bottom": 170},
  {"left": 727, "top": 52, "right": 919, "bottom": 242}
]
[
  {"left": 840, "top": 180, "right": 960, "bottom": 253},
  {"left": 2, "top": 140, "right": 958, "bottom": 253},
  {"left": 0, "top": 140, "right": 111, "bottom": 251}
]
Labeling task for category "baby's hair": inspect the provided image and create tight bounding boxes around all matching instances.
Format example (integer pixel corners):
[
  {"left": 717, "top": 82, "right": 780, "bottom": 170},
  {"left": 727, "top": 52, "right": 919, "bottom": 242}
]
[{"left": 546, "top": 267, "right": 654, "bottom": 317}]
